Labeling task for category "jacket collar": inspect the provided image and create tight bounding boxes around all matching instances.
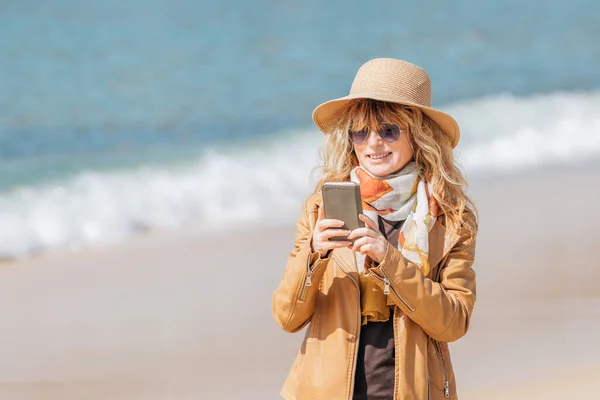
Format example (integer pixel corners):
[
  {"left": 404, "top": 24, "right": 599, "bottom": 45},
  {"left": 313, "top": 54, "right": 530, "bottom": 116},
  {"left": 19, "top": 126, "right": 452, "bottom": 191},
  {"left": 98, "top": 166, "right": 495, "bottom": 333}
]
[{"left": 427, "top": 217, "right": 461, "bottom": 269}]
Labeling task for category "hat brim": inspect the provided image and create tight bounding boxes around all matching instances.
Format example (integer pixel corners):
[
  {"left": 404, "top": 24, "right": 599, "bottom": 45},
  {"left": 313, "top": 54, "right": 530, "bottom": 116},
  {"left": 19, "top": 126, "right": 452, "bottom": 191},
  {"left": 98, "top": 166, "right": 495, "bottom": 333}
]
[{"left": 312, "top": 93, "right": 460, "bottom": 148}]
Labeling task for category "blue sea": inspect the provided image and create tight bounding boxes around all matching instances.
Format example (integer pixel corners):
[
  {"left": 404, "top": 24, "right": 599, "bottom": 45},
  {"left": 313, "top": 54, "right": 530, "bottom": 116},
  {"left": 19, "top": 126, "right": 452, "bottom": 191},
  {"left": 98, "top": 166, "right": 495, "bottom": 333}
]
[{"left": 1, "top": 0, "right": 599, "bottom": 258}]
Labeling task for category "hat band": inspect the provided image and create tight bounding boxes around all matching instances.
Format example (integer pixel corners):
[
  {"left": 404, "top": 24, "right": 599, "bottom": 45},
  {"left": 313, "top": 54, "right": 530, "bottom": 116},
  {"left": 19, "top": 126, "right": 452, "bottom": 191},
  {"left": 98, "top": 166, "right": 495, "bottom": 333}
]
[
  {"left": 350, "top": 78, "right": 432, "bottom": 107},
  {"left": 343, "top": 92, "right": 430, "bottom": 109}
]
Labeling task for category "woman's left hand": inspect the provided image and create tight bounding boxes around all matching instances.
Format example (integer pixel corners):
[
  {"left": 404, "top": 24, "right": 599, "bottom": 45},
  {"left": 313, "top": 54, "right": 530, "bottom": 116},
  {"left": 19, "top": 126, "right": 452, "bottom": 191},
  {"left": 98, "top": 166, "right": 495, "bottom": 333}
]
[{"left": 347, "top": 214, "right": 388, "bottom": 264}]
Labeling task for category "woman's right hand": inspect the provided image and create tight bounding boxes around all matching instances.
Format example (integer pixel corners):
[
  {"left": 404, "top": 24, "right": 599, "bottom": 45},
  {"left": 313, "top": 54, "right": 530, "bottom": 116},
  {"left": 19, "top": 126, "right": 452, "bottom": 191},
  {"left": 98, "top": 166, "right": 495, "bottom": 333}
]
[{"left": 311, "top": 205, "right": 352, "bottom": 257}]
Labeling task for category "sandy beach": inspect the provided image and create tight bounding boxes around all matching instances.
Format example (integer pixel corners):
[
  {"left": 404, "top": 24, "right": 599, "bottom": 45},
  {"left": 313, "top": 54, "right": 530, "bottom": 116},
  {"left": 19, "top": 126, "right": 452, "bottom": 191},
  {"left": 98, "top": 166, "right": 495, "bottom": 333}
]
[{"left": 1, "top": 164, "right": 599, "bottom": 399}]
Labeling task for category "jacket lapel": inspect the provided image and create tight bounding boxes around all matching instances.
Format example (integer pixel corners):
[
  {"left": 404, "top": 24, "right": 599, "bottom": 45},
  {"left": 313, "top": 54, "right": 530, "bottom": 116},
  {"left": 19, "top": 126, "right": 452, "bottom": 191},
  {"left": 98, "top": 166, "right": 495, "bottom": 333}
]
[
  {"left": 427, "top": 221, "right": 446, "bottom": 270},
  {"left": 331, "top": 247, "right": 361, "bottom": 291},
  {"left": 428, "top": 219, "right": 461, "bottom": 269}
]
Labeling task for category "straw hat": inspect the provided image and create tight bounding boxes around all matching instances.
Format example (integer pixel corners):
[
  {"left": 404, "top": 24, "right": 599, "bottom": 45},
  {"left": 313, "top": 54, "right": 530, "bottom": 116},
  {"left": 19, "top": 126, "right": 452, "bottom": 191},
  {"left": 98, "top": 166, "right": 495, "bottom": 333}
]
[{"left": 312, "top": 58, "right": 460, "bottom": 148}]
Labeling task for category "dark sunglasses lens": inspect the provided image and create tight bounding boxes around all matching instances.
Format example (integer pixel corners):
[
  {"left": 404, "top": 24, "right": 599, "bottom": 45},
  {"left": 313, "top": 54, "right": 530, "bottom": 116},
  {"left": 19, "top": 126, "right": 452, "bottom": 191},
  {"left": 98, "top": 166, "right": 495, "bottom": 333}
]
[
  {"left": 378, "top": 123, "right": 401, "bottom": 142},
  {"left": 350, "top": 129, "right": 368, "bottom": 144}
]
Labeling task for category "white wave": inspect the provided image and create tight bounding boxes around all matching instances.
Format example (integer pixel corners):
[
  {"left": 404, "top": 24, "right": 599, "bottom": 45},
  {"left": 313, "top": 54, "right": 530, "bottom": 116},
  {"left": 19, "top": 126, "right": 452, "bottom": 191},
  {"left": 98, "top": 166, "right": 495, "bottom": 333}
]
[
  {"left": 449, "top": 91, "right": 600, "bottom": 172},
  {"left": 0, "top": 134, "right": 322, "bottom": 258},
  {"left": 1, "top": 90, "right": 599, "bottom": 258}
]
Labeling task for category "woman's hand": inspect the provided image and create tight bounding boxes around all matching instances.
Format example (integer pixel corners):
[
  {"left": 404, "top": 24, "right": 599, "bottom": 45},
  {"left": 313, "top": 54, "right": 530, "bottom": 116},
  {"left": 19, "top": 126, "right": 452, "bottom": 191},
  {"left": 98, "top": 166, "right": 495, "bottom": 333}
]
[
  {"left": 311, "top": 206, "right": 352, "bottom": 258},
  {"left": 348, "top": 214, "right": 388, "bottom": 264}
]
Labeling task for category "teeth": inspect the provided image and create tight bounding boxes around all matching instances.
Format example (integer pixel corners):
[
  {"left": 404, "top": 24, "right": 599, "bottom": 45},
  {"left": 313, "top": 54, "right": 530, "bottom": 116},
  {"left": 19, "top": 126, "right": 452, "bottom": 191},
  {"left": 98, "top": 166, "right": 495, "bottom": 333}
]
[{"left": 370, "top": 153, "right": 390, "bottom": 160}]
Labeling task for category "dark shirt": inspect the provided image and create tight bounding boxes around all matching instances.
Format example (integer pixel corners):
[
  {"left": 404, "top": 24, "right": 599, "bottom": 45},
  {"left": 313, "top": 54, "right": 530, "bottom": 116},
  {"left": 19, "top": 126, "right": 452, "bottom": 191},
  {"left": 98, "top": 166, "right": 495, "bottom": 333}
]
[{"left": 353, "top": 217, "right": 404, "bottom": 400}]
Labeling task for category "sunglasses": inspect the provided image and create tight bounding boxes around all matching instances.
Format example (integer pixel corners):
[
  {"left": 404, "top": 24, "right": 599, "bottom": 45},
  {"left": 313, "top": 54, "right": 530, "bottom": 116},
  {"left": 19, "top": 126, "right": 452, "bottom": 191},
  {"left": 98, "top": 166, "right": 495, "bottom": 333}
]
[{"left": 348, "top": 122, "right": 403, "bottom": 145}]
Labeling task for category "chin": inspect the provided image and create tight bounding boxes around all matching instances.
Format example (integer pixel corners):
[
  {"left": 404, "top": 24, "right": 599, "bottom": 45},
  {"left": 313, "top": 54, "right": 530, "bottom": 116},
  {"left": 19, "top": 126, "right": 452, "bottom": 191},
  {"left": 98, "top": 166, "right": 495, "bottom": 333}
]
[{"left": 365, "top": 164, "right": 396, "bottom": 178}]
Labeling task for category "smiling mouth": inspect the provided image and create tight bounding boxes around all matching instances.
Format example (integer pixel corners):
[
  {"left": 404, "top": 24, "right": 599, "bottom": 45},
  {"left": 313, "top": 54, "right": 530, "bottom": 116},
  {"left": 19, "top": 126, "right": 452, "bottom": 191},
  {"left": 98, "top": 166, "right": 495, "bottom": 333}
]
[{"left": 368, "top": 152, "right": 392, "bottom": 160}]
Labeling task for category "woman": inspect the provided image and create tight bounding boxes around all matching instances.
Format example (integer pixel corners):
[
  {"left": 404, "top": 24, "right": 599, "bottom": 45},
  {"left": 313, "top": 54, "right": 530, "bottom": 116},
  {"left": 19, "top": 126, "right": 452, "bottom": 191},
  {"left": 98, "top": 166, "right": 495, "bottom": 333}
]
[{"left": 272, "top": 58, "right": 477, "bottom": 400}]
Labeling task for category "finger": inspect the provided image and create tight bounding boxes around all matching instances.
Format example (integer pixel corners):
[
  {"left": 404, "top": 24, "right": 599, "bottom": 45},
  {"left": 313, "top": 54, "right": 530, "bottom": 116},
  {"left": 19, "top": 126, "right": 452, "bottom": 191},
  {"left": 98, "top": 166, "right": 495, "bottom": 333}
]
[
  {"left": 354, "top": 243, "right": 377, "bottom": 258},
  {"left": 321, "top": 229, "right": 351, "bottom": 240},
  {"left": 317, "top": 218, "right": 345, "bottom": 231},
  {"left": 352, "top": 236, "right": 372, "bottom": 252},
  {"left": 353, "top": 243, "right": 368, "bottom": 255},
  {"left": 357, "top": 243, "right": 374, "bottom": 256},
  {"left": 321, "top": 241, "right": 352, "bottom": 251},
  {"left": 359, "top": 213, "right": 378, "bottom": 230},
  {"left": 347, "top": 227, "right": 379, "bottom": 240}
]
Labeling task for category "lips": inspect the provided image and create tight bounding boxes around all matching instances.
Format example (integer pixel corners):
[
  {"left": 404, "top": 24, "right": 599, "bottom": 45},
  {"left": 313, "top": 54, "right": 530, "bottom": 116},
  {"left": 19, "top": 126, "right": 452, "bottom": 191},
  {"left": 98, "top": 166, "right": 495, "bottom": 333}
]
[{"left": 368, "top": 152, "right": 392, "bottom": 160}]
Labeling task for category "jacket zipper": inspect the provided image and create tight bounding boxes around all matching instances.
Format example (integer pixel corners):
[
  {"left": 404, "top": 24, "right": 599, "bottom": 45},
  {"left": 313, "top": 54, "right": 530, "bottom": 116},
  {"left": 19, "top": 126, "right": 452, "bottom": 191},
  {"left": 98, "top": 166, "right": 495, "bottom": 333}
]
[
  {"left": 332, "top": 257, "right": 361, "bottom": 400},
  {"left": 299, "top": 257, "right": 321, "bottom": 301},
  {"left": 432, "top": 338, "right": 450, "bottom": 398},
  {"left": 368, "top": 271, "right": 415, "bottom": 312}
]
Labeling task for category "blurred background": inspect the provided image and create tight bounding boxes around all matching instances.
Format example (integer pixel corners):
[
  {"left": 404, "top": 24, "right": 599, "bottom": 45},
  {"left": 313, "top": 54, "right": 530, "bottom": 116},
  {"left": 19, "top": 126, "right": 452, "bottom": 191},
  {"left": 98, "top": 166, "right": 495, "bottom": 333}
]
[{"left": 0, "top": 0, "right": 599, "bottom": 399}]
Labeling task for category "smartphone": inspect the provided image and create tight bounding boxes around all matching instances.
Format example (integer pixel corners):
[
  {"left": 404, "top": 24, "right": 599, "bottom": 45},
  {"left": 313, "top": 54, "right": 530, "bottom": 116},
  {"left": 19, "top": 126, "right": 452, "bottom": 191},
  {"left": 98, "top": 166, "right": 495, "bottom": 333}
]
[{"left": 321, "top": 182, "right": 364, "bottom": 241}]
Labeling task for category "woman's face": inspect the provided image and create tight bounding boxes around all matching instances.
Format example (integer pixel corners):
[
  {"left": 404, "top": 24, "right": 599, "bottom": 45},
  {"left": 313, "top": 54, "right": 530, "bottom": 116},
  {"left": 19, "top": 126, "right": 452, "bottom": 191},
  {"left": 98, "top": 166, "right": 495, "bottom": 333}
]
[{"left": 352, "top": 123, "right": 414, "bottom": 177}]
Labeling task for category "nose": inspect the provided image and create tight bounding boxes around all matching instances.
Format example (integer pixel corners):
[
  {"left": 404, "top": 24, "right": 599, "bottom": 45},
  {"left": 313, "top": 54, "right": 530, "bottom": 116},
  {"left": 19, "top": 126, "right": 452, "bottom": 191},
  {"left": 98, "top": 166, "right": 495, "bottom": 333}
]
[{"left": 366, "top": 129, "right": 383, "bottom": 146}]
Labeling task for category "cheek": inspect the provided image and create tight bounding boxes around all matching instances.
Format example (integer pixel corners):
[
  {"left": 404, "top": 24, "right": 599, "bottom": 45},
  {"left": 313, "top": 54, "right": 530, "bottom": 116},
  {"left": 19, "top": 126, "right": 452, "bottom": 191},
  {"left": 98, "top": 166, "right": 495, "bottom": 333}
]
[
  {"left": 353, "top": 145, "right": 365, "bottom": 161},
  {"left": 392, "top": 138, "right": 413, "bottom": 160},
  {"left": 404, "top": 142, "right": 414, "bottom": 160}
]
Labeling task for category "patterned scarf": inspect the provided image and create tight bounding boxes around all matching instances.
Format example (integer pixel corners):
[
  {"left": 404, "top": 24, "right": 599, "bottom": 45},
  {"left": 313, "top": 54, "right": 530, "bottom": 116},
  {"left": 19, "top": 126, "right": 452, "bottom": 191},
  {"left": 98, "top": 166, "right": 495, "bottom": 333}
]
[{"left": 350, "top": 162, "right": 439, "bottom": 324}]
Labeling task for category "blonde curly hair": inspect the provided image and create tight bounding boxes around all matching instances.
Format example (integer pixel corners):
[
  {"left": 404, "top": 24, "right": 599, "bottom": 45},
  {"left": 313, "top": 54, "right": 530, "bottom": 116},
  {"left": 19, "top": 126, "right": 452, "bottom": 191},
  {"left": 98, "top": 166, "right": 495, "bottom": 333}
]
[{"left": 313, "top": 99, "right": 477, "bottom": 237}]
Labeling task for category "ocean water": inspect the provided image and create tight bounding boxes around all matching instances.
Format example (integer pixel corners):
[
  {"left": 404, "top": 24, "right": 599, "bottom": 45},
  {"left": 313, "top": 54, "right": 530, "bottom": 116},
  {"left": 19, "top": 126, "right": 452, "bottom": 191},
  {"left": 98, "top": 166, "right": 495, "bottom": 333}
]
[{"left": 1, "top": 0, "right": 599, "bottom": 258}]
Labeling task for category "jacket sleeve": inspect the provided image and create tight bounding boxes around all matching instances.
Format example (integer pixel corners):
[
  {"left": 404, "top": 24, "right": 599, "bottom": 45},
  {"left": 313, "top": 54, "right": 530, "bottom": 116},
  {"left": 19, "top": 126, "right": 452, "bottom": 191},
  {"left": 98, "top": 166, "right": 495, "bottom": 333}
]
[
  {"left": 366, "top": 221, "right": 477, "bottom": 342},
  {"left": 272, "top": 196, "right": 332, "bottom": 333}
]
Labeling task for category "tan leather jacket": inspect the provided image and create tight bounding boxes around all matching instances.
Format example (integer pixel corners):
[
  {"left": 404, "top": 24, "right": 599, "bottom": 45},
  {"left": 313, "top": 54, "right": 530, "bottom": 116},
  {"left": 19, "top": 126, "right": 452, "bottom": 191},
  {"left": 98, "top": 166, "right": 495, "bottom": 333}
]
[{"left": 272, "top": 193, "right": 477, "bottom": 400}]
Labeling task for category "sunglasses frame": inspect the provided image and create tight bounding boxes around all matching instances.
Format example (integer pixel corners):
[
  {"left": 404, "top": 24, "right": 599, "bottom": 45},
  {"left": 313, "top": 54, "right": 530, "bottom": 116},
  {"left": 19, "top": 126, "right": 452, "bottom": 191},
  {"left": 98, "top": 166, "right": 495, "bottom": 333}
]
[{"left": 348, "top": 121, "right": 404, "bottom": 145}]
